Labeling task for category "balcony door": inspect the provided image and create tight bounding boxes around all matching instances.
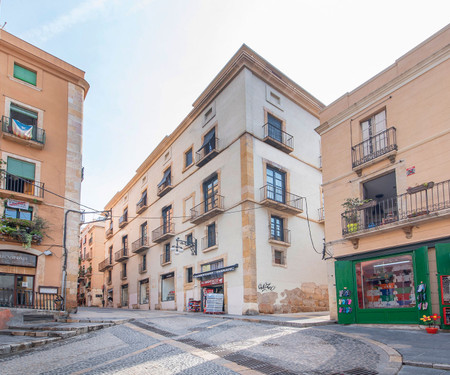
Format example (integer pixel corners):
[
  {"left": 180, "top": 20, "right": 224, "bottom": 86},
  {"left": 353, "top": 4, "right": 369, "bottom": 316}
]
[
  {"left": 140, "top": 222, "right": 147, "bottom": 244},
  {"left": 162, "top": 205, "right": 172, "bottom": 234},
  {"left": 361, "top": 110, "right": 386, "bottom": 157},
  {"left": 268, "top": 114, "right": 282, "bottom": 143},
  {"left": 267, "top": 166, "right": 285, "bottom": 203},
  {"left": 203, "top": 175, "right": 218, "bottom": 212},
  {"left": 6, "top": 157, "right": 35, "bottom": 195}
]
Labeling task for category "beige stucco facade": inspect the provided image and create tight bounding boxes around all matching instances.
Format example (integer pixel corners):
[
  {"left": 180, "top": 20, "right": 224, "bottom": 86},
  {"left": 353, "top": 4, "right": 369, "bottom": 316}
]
[
  {"left": 0, "top": 30, "right": 89, "bottom": 311},
  {"left": 78, "top": 223, "right": 105, "bottom": 307},
  {"left": 317, "top": 25, "right": 450, "bottom": 324},
  {"left": 101, "top": 45, "right": 328, "bottom": 315}
]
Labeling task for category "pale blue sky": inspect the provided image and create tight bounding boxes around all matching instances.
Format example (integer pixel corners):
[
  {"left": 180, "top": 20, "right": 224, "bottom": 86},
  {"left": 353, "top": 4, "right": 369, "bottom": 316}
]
[{"left": 1, "top": 0, "right": 449, "bottom": 212}]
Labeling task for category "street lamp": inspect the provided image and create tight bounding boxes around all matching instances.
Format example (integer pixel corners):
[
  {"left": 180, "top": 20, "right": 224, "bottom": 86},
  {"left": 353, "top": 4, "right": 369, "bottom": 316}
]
[{"left": 170, "top": 236, "right": 197, "bottom": 256}]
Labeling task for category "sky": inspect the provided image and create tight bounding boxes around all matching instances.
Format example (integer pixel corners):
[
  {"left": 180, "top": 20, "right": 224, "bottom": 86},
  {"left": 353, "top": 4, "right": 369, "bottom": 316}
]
[{"left": 0, "top": 0, "right": 449, "bottom": 213}]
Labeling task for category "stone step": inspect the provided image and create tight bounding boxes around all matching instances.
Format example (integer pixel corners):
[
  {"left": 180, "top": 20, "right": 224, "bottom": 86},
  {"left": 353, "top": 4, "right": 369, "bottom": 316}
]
[
  {"left": 0, "top": 329, "right": 78, "bottom": 339},
  {"left": 7, "top": 322, "right": 113, "bottom": 332}
]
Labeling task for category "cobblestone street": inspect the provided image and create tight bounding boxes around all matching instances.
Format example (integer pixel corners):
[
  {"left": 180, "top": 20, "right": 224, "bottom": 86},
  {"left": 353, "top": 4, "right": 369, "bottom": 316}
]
[{"left": 0, "top": 313, "right": 398, "bottom": 375}]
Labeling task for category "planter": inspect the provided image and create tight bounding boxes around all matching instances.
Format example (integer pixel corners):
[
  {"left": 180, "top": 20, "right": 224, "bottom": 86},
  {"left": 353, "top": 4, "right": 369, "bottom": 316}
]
[
  {"left": 347, "top": 223, "right": 359, "bottom": 233},
  {"left": 407, "top": 182, "right": 434, "bottom": 194},
  {"left": 425, "top": 327, "right": 438, "bottom": 334},
  {"left": 357, "top": 200, "right": 377, "bottom": 210},
  {"left": 407, "top": 211, "right": 428, "bottom": 218}
]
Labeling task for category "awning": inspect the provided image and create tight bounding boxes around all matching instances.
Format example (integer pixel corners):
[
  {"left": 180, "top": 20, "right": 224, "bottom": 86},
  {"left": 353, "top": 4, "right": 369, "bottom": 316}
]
[
  {"left": 157, "top": 168, "right": 171, "bottom": 187},
  {"left": 193, "top": 263, "right": 238, "bottom": 278},
  {"left": 197, "top": 129, "right": 215, "bottom": 152}
]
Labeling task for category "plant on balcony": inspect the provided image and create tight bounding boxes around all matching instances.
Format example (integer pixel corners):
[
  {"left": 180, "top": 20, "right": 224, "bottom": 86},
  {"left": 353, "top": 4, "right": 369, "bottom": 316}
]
[
  {"left": 0, "top": 216, "right": 49, "bottom": 248},
  {"left": 342, "top": 198, "right": 373, "bottom": 233},
  {"left": 407, "top": 182, "right": 434, "bottom": 194}
]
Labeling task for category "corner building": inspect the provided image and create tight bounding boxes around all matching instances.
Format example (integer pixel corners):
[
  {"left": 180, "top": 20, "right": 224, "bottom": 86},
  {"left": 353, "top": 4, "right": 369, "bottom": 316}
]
[
  {"left": 0, "top": 30, "right": 89, "bottom": 311},
  {"left": 101, "top": 45, "right": 328, "bottom": 315},
  {"left": 317, "top": 25, "right": 450, "bottom": 327}
]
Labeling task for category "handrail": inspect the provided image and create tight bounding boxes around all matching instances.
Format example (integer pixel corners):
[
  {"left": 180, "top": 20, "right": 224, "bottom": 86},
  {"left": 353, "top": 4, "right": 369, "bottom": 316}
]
[{"left": 262, "top": 123, "right": 293, "bottom": 149}]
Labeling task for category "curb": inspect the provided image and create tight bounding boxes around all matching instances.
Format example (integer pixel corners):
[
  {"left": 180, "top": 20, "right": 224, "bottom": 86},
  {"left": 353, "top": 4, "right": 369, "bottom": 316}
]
[{"left": 403, "top": 360, "right": 450, "bottom": 371}]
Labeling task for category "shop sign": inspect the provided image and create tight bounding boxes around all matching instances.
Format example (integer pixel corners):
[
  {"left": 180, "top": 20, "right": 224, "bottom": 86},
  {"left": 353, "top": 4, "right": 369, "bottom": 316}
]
[
  {"left": 201, "top": 277, "right": 223, "bottom": 287},
  {"left": 193, "top": 263, "right": 238, "bottom": 278},
  {"left": 39, "top": 286, "right": 58, "bottom": 295},
  {"left": 7, "top": 199, "right": 29, "bottom": 210},
  {"left": 0, "top": 251, "right": 37, "bottom": 267}
]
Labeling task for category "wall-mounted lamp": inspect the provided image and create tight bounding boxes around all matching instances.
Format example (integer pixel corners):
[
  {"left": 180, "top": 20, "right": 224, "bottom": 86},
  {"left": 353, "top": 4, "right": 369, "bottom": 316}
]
[{"left": 170, "top": 237, "right": 197, "bottom": 256}]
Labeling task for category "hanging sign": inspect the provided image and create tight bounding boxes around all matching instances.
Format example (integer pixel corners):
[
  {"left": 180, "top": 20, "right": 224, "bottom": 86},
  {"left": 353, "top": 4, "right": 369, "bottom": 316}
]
[
  {"left": 201, "top": 277, "right": 223, "bottom": 287},
  {"left": 0, "top": 251, "right": 37, "bottom": 267},
  {"left": 193, "top": 264, "right": 238, "bottom": 278},
  {"left": 7, "top": 199, "right": 29, "bottom": 210}
]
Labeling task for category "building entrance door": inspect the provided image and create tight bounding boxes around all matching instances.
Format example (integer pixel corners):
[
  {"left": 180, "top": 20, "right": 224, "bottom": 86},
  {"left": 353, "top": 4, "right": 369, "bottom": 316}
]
[
  {"left": 0, "top": 274, "right": 14, "bottom": 307},
  {"left": 0, "top": 274, "right": 34, "bottom": 307}
]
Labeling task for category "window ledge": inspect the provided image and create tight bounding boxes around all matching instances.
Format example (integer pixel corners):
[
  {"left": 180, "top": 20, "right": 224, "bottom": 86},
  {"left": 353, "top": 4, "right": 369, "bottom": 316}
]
[
  {"left": 182, "top": 163, "right": 195, "bottom": 174},
  {"left": 2, "top": 132, "right": 45, "bottom": 149},
  {"left": 272, "top": 262, "right": 287, "bottom": 268},
  {"left": 161, "top": 261, "right": 172, "bottom": 266},
  {"left": 8, "top": 75, "right": 42, "bottom": 91},
  {"left": 202, "top": 245, "right": 218, "bottom": 253},
  {"left": 268, "top": 239, "right": 290, "bottom": 247}
]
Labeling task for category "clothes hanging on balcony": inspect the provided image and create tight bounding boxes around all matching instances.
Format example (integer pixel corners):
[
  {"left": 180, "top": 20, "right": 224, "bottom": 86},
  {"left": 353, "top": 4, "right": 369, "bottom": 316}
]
[{"left": 12, "top": 119, "right": 33, "bottom": 140}]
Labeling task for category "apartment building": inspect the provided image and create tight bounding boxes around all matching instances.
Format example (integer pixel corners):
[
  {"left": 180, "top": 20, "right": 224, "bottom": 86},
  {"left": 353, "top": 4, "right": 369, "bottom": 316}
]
[
  {"left": 100, "top": 45, "right": 328, "bottom": 315},
  {"left": 316, "top": 25, "right": 450, "bottom": 327},
  {"left": 0, "top": 30, "right": 89, "bottom": 312},
  {"left": 78, "top": 223, "right": 105, "bottom": 307}
]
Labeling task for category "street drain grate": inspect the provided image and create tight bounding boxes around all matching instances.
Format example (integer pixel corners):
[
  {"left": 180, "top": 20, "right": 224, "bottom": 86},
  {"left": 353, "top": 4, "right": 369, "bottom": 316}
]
[
  {"left": 330, "top": 369, "right": 378, "bottom": 375},
  {"left": 130, "top": 321, "right": 175, "bottom": 337},
  {"left": 222, "top": 353, "right": 298, "bottom": 375}
]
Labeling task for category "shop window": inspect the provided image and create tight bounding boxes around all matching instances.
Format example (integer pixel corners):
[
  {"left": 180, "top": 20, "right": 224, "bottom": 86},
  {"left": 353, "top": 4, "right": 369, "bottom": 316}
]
[
  {"left": 121, "top": 284, "right": 128, "bottom": 307},
  {"left": 185, "top": 148, "right": 193, "bottom": 168},
  {"left": 186, "top": 267, "right": 193, "bottom": 283},
  {"left": 4, "top": 206, "right": 33, "bottom": 221},
  {"left": 161, "top": 272, "right": 175, "bottom": 302},
  {"left": 139, "top": 279, "right": 149, "bottom": 304},
  {"left": 13, "top": 64, "right": 37, "bottom": 86},
  {"left": 355, "top": 254, "right": 416, "bottom": 309}
]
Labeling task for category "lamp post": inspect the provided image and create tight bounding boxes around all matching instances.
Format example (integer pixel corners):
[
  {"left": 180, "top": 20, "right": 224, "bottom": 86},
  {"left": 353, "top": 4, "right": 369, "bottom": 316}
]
[{"left": 170, "top": 237, "right": 197, "bottom": 256}]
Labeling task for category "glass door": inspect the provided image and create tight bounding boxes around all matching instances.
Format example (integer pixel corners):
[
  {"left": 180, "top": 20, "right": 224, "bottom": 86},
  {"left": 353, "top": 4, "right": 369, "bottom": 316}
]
[
  {"left": 267, "top": 166, "right": 285, "bottom": 203},
  {"left": 0, "top": 274, "right": 15, "bottom": 307},
  {"left": 16, "top": 275, "right": 34, "bottom": 307}
]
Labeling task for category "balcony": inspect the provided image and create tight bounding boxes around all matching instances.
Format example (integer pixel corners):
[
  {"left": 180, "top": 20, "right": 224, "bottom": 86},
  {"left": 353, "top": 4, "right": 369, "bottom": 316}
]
[
  {"left": 0, "top": 170, "right": 44, "bottom": 202},
  {"left": 98, "top": 258, "right": 113, "bottom": 272},
  {"left": 85, "top": 251, "right": 92, "bottom": 261},
  {"left": 120, "top": 271, "right": 127, "bottom": 280},
  {"left": 262, "top": 123, "right": 293, "bottom": 153},
  {"left": 115, "top": 247, "right": 129, "bottom": 262},
  {"left": 352, "top": 127, "right": 397, "bottom": 175},
  {"left": 119, "top": 214, "right": 128, "bottom": 228},
  {"left": 318, "top": 207, "right": 325, "bottom": 222},
  {"left": 152, "top": 221, "right": 175, "bottom": 243},
  {"left": 89, "top": 237, "right": 93, "bottom": 245},
  {"left": 157, "top": 179, "right": 173, "bottom": 197},
  {"left": 190, "top": 195, "right": 225, "bottom": 224},
  {"left": 132, "top": 236, "right": 150, "bottom": 253},
  {"left": 106, "top": 276, "right": 112, "bottom": 285},
  {"left": 201, "top": 233, "right": 218, "bottom": 252},
  {"left": 196, "top": 138, "right": 220, "bottom": 167},
  {"left": 341, "top": 179, "right": 450, "bottom": 245},
  {"left": 2, "top": 115, "right": 46, "bottom": 148},
  {"left": 85, "top": 267, "right": 92, "bottom": 277},
  {"left": 269, "top": 228, "right": 291, "bottom": 246},
  {"left": 136, "top": 196, "right": 148, "bottom": 214},
  {"left": 138, "top": 262, "right": 147, "bottom": 274},
  {"left": 259, "top": 185, "right": 303, "bottom": 215},
  {"left": 106, "top": 224, "right": 113, "bottom": 239}
]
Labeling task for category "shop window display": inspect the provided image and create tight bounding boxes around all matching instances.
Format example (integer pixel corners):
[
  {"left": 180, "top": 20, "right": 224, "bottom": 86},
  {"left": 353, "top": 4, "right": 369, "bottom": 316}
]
[
  {"left": 161, "top": 273, "right": 175, "bottom": 301},
  {"left": 355, "top": 255, "right": 416, "bottom": 309}
]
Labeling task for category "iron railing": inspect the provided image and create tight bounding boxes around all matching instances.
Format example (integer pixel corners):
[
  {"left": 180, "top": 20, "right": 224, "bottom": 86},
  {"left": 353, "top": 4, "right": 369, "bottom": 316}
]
[
  {"left": 115, "top": 247, "right": 129, "bottom": 262},
  {"left": 157, "top": 180, "right": 172, "bottom": 196},
  {"left": 201, "top": 232, "right": 218, "bottom": 250},
  {"left": 136, "top": 195, "right": 147, "bottom": 213},
  {"left": 119, "top": 213, "right": 128, "bottom": 228},
  {"left": 152, "top": 221, "right": 175, "bottom": 242},
  {"left": 196, "top": 138, "right": 220, "bottom": 166},
  {"left": 341, "top": 179, "right": 450, "bottom": 235},
  {"left": 0, "top": 170, "right": 44, "bottom": 198},
  {"left": 2, "top": 115, "right": 46, "bottom": 144},
  {"left": 263, "top": 123, "right": 293, "bottom": 150},
  {"left": 190, "top": 194, "right": 224, "bottom": 222},
  {"left": 268, "top": 228, "right": 291, "bottom": 244},
  {"left": 352, "top": 127, "right": 397, "bottom": 168},
  {"left": 132, "top": 236, "right": 150, "bottom": 253},
  {"left": 260, "top": 185, "right": 303, "bottom": 211},
  {"left": 98, "top": 257, "right": 113, "bottom": 272},
  {"left": 0, "top": 289, "right": 62, "bottom": 310}
]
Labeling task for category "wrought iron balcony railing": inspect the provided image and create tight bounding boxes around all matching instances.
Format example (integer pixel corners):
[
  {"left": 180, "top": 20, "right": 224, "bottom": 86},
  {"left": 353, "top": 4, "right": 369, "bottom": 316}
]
[
  {"left": 190, "top": 194, "right": 224, "bottom": 224},
  {"left": 115, "top": 247, "right": 129, "bottom": 262},
  {"left": 341, "top": 179, "right": 450, "bottom": 236},
  {"left": 259, "top": 185, "right": 303, "bottom": 214},
  {"left": 119, "top": 214, "right": 128, "bottom": 228},
  {"left": 152, "top": 221, "right": 175, "bottom": 243},
  {"left": 0, "top": 170, "right": 44, "bottom": 199},
  {"left": 201, "top": 233, "right": 218, "bottom": 251},
  {"left": 352, "top": 127, "right": 397, "bottom": 169},
  {"left": 2, "top": 115, "right": 46, "bottom": 145},
  {"left": 268, "top": 228, "right": 291, "bottom": 244},
  {"left": 196, "top": 138, "right": 220, "bottom": 167},
  {"left": 262, "top": 123, "right": 294, "bottom": 153},
  {"left": 136, "top": 196, "right": 148, "bottom": 214},
  {"left": 132, "top": 236, "right": 150, "bottom": 253},
  {"left": 98, "top": 257, "right": 113, "bottom": 272}
]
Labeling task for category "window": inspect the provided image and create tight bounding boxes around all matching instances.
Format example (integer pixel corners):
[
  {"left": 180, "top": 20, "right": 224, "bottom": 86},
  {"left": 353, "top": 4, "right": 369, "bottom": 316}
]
[
  {"left": 361, "top": 110, "right": 387, "bottom": 156},
  {"left": 140, "top": 222, "right": 148, "bottom": 240},
  {"left": 13, "top": 64, "right": 37, "bottom": 86},
  {"left": 122, "top": 235, "right": 128, "bottom": 253},
  {"left": 186, "top": 267, "right": 193, "bottom": 283},
  {"left": 186, "top": 233, "right": 193, "bottom": 245},
  {"left": 4, "top": 206, "right": 32, "bottom": 220},
  {"left": 198, "top": 128, "right": 216, "bottom": 156},
  {"left": 355, "top": 254, "right": 415, "bottom": 309},
  {"left": 109, "top": 246, "right": 113, "bottom": 262},
  {"left": 267, "top": 113, "right": 282, "bottom": 142},
  {"left": 158, "top": 167, "right": 171, "bottom": 189},
  {"left": 274, "top": 249, "right": 286, "bottom": 265},
  {"left": 121, "top": 284, "right": 128, "bottom": 307},
  {"left": 123, "top": 207, "right": 128, "bottom": 222},
  {"left": 139, "top": 279, "right": 149, "bottom": 304},
  {"left": 163, "top": 243, "right": 171, "bottom": 263},
  {"left": 203, "top": 174, "right": 218, "bottom": 211},
  {"left": 107, "top": 270, "right": 112, "bottom": 283},
  {"left": 270, "top": 216, "right": 284, "bottom": 242},
  {"left": 138, "top": 190, "right": 147, "bottom": 207},
  {"left": 9, "top": 104, "right": 38, "bottom": 141},
  {"left": 207, "top": 223, "right": 216, "bottom": 248},
  {"left": 185, "top": 148, "right": 193, "bottom": 168},
  {"left": 162, "top": 205, "right": 172, "bottom": 234},
  {"left": 122, "top": 263, "right": 127, "bottom": 279},
  {"left": 142, "top": 254, "right": 147, "bottom": 272},
  {"left": 266, "top": 165, "right": 285, "bottom": 203},
  {"left": 161, "top": 272, "right": 175, "bottom": 302},
  {"left": 6, "top": 157, "right": 36, "bottom": 195},
  {"left": 203, "top": 104, "right": 215, "bottom": 124}
]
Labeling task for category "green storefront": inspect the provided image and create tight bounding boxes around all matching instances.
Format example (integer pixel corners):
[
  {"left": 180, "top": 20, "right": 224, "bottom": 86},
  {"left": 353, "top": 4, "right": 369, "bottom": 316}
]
[{"left": 335, "top": 240, "right": 450, "bottom": 329}]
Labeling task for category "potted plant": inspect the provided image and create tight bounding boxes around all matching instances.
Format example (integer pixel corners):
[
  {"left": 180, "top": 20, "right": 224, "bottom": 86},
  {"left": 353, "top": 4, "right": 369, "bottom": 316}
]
[
  {"left": 420, "top": 314, "right": 441, "bottom": 334},
  {"left": 0, "top": 216, "right": 49, "bottom": 248},
  {"left": 341, "top": 198, "right": 373, "bottom": 233},
  {"left": 407, "top": 182, "right": 435, "bottom": 194}
]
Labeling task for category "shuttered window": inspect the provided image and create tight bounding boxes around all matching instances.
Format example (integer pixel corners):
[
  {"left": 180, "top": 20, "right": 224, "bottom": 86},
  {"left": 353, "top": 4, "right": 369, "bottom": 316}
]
[
  {"left": 13, "top": 64, "right": 37, "bottom": 86},
  {"left": 7, "top": 157, "right": 36, "bottom": 180}
]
